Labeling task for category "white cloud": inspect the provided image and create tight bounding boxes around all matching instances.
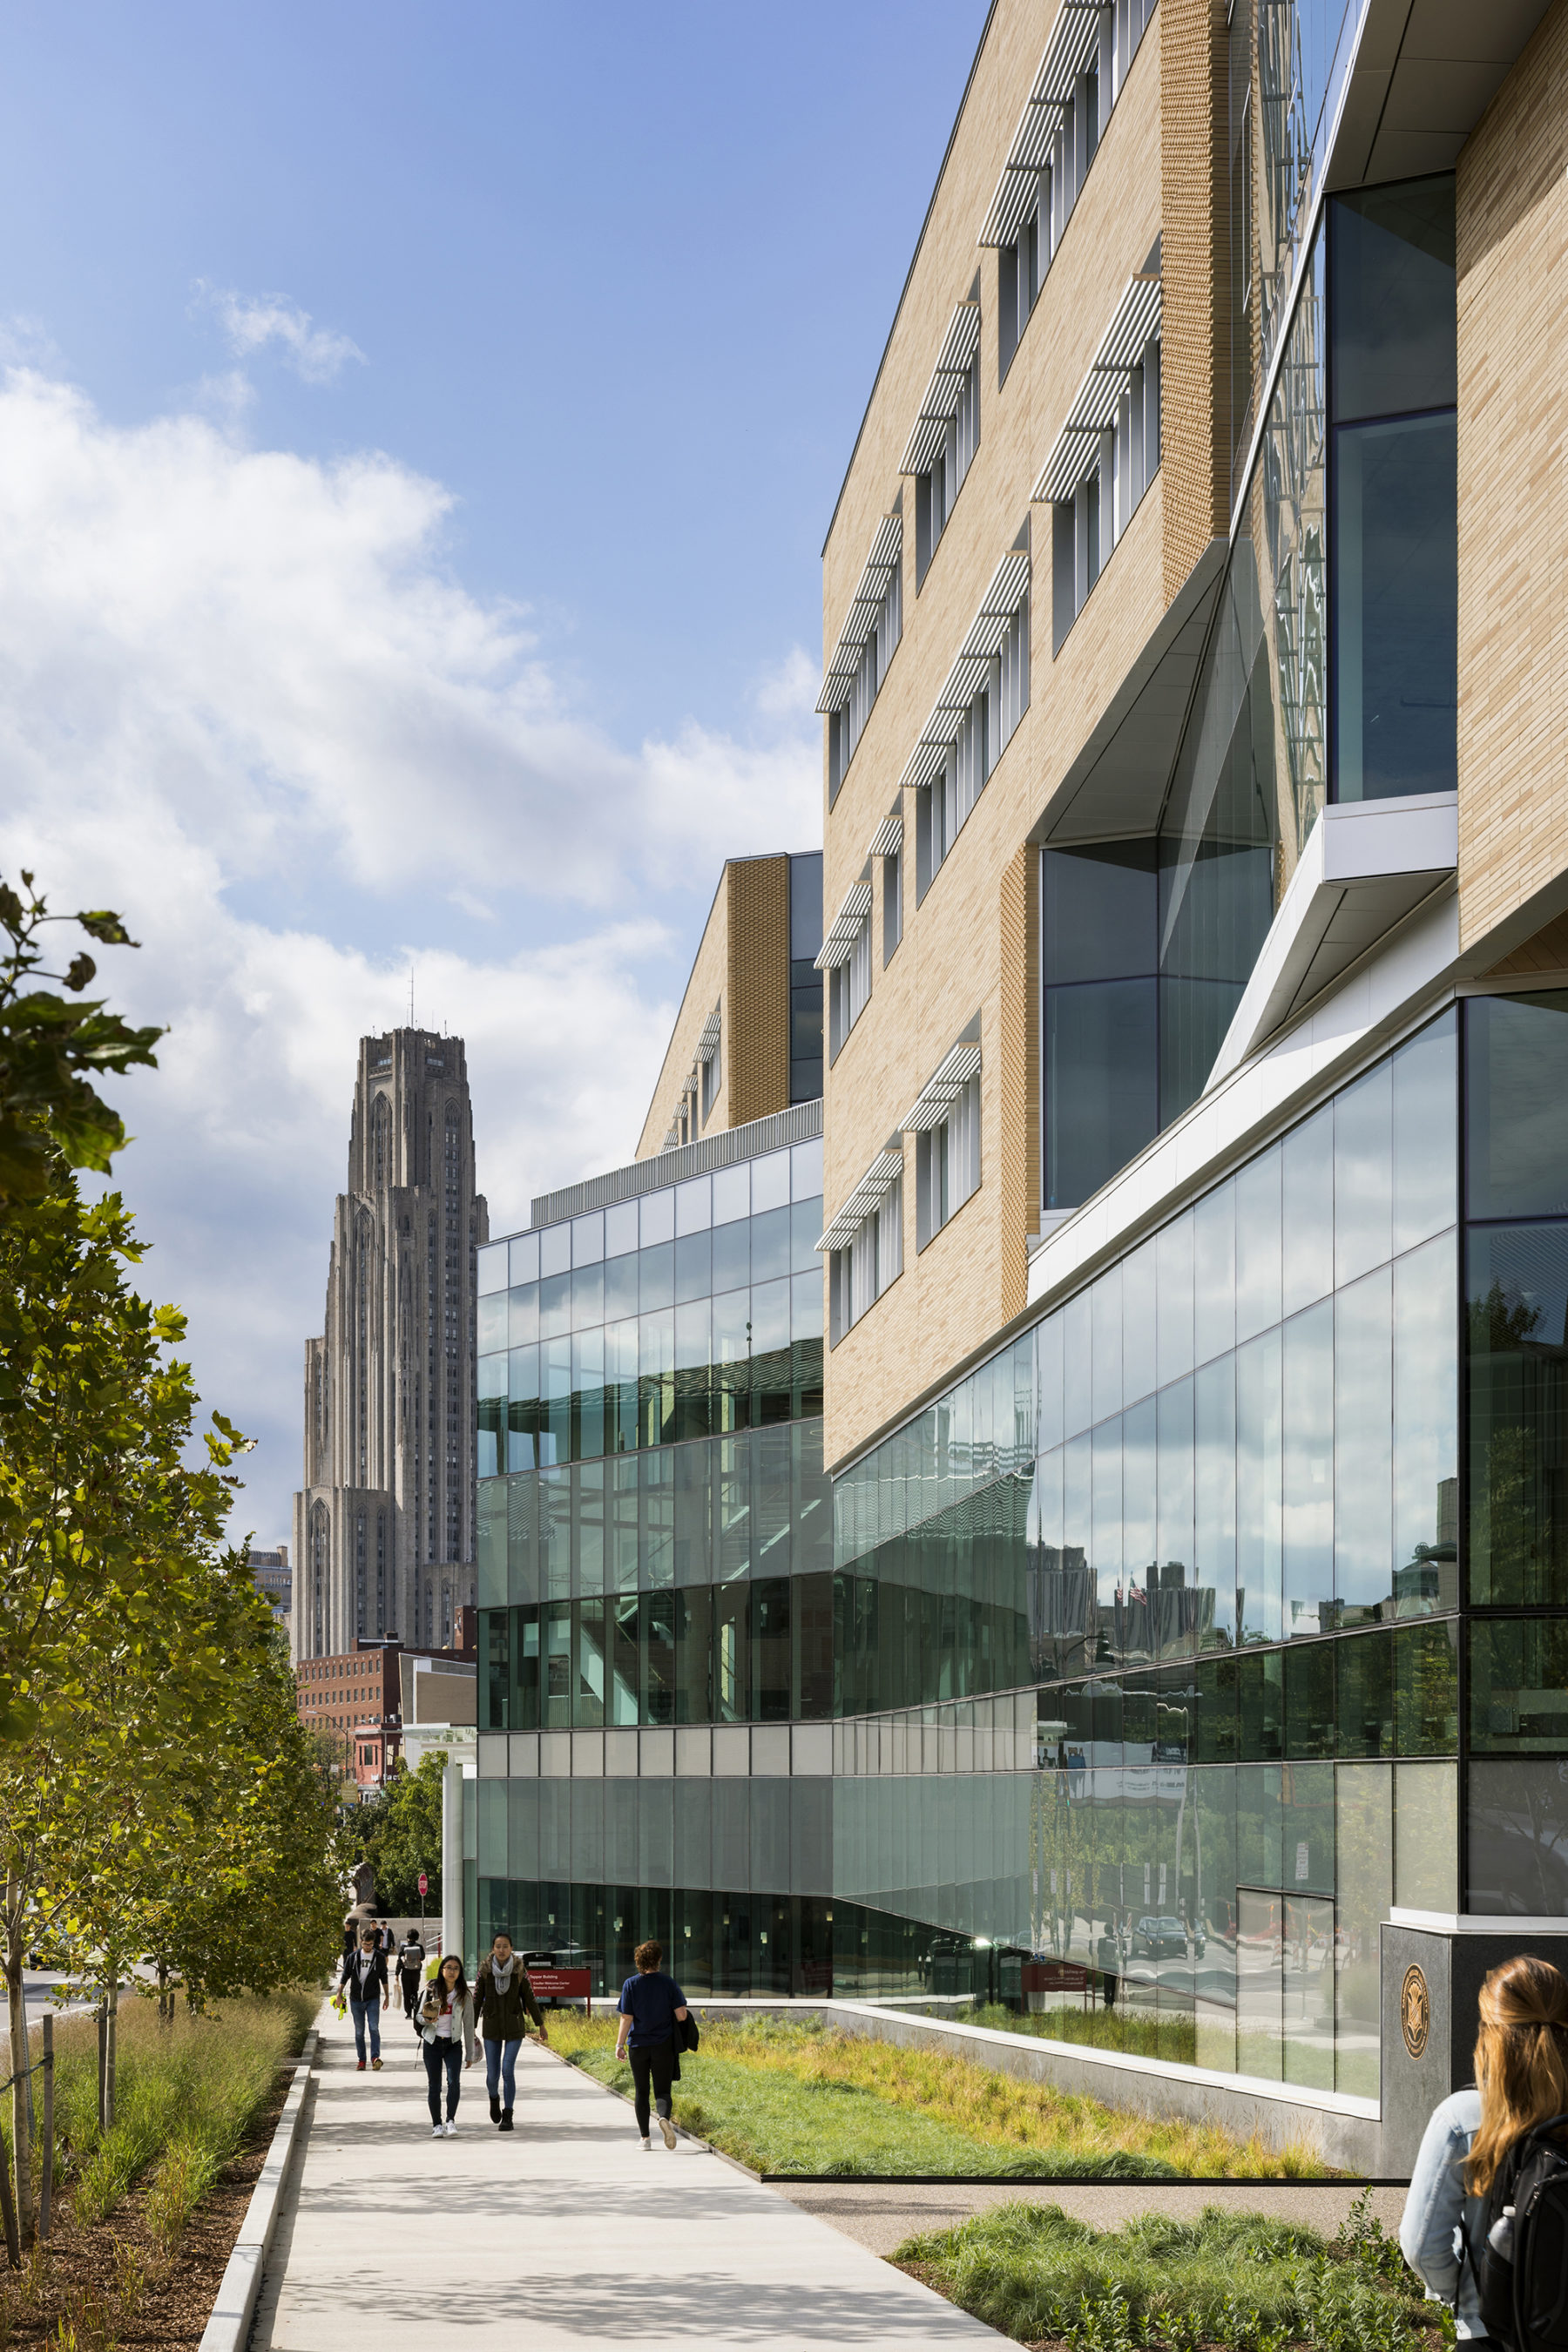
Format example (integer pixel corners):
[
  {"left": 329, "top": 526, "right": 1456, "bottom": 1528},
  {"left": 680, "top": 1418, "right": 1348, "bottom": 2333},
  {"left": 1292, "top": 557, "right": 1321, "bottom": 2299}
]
[
  {"left": 198, "top": 283, "right": 366, "bottom": 385},
  {"left": 0, "top": 360, "right": 821, "bottom": 1544}
]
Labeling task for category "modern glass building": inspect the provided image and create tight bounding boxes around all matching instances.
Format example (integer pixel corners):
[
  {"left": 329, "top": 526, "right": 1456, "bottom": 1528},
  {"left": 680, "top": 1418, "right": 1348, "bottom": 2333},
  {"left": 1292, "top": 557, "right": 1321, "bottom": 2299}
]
[{"left": 464, "top": 0, "right": 1568, "bottom": 2161}]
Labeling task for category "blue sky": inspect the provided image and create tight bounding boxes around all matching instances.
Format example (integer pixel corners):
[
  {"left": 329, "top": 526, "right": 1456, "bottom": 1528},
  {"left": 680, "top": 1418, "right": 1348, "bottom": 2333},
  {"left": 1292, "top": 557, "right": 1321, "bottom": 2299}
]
[{"left": 0, "top": 1, "right": 989, "bottom": 1543}]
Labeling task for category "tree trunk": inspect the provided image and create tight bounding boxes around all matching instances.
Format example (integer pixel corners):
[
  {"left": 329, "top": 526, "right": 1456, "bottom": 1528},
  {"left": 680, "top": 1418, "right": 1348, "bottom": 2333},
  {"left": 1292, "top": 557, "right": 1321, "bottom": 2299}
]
[
  {"left": 105, "top": 1976, "right": 118, "bottom": 2132},
  {"left": 3, "top": 1876, "right": 33, "bottom": 2250}
]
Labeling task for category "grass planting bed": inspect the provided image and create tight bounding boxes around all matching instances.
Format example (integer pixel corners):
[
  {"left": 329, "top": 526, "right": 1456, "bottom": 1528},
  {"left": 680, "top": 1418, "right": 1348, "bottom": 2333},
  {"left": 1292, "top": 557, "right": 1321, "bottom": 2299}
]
[
  {"left": 0, "top": 1988, "right": 315, "bottom": 2351},
  {"left": 896, "top": 2196, "right": 1437, "bottom": 2352},
  {"left": 545, "top": 2013, "right": 1330, "bottom": 2180}
]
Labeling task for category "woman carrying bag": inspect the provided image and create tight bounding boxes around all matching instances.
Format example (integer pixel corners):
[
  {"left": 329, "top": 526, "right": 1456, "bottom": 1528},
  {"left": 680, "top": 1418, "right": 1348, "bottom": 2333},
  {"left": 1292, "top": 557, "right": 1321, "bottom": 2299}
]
[
  {"left": 614, "top": 1938, "right": 692, "bottom": 2152},
  {"left": 418, "top": 1952, "right": 479, "bottom": 2138}
]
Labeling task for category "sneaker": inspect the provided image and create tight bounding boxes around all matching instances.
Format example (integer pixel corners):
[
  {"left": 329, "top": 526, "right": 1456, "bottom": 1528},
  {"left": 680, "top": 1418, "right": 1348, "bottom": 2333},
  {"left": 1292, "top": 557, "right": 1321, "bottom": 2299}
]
[
  {"left": 640, "top": 2136, "right": 652, "bottom": 2151},
  {"left": 444, "top": 2119, "right": 457, "bottom": 2136},
  {"left": 659, "top": 2113, "right": 677, "bottom": 2151},
  {"left": 431, "top": 2123, "right": 443, "bottom": 2138},
  {"left": 357, "top": 2060, "right": 366, "bottom": 2072},
  {"left": 371, "top": 2057, "right": 382, "bottom": 2071}
]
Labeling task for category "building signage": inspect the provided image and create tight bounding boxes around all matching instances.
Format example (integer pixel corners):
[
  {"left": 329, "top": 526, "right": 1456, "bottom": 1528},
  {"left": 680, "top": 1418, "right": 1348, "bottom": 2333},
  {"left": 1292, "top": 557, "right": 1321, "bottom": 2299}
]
[
  {"left": 529, "top": 1966, "right": 592, "bottom": 2004},
  {"left": 1401, "top": 1965, "right": 1430, "bottom": 2060}
]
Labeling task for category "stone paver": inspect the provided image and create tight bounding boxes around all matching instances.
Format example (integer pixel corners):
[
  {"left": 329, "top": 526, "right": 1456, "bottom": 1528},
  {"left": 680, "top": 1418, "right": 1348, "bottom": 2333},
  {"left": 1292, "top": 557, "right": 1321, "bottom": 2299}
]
[
  {"left": 775, "top": 2179, "right": 1409, "bottom": 2259},
  {"left": 253, "top": 2001, "right": 1006, "bottom": 2349}
]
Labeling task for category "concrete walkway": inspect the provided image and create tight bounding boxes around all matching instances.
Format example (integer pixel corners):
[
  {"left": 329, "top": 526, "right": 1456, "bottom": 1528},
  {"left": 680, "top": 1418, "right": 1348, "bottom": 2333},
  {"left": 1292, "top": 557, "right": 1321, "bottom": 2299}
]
[{"left": 252, "top": 2001, "right": 1006, "bottom": 2350}]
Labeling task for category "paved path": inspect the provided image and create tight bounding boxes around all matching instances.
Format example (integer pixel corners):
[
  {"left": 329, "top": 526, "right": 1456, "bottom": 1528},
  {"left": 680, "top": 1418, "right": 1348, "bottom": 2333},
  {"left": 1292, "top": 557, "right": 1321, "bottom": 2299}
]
[{"left": 253, "top": 2002, "right": 1006, "bottom": 2350}]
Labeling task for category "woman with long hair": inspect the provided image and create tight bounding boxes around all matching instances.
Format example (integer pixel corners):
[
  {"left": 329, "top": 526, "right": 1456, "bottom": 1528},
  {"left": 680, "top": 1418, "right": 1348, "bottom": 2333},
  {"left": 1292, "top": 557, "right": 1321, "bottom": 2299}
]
[
  {"left": 1401, "top": 1953, "right": 1568, "bottom": 2339},
  {"left": 418, "top": 1951, "right": 479, "bottom": 2138}
]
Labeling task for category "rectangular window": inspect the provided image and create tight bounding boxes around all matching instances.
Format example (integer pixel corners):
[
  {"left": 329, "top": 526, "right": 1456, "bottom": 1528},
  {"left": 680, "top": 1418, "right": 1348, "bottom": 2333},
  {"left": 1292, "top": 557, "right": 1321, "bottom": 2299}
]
[
  {"left": 827, "top": 558, "right": 902, "bottom": 794},
  {"left": 829, "top": 1176, "right": 903, "bottom": 1344},
  {"left": 882, "top": 844, "right": 902, "bottom": 963},
  {"left": 827, "top": 912, "right": 872, "bottom": 1060},
  {"left": 1051, "top": 332, "right": 1159, "bottom": 650},
  {"left": 916, "top": 1072, "right": 981, "bottom": 1248},
  {"left": 916, "top": 349, "right": 980, "bottom": 587},
  {"left": 700, "top": 1024, "right": 721, "bottom": 1125}
]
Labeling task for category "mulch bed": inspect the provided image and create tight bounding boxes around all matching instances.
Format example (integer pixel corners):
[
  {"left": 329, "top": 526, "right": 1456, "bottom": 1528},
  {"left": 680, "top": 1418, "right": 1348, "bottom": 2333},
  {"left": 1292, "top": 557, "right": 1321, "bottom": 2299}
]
[{"left": 0, "top": 2088, "right": 287, "bottom": 2349}]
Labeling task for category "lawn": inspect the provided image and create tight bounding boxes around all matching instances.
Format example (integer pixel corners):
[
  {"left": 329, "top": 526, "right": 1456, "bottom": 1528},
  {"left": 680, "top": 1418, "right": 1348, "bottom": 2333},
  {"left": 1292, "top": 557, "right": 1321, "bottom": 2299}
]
[
  {"left": 896, "top": 2194, "right": 1437, "bottom": 2351},
  {"left": 544, "top": 2012, "right": 1328, "bottom": 2179}
]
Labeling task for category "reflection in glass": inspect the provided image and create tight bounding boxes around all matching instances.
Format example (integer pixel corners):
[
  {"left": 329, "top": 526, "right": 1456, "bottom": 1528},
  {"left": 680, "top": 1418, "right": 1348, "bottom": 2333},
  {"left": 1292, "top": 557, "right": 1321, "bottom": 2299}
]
[
  {"left": 1331, "top": 176, "right": 1456, "bottom": 425},
  {"left": 1466, "top": 1760, "right": 1568, "bottom": 1915},
  {"left": 1393, "top": 1233, "right": 1457, "bottom": 1616},
  {"left": 1466, "top": 1221, "right": 1568, "bottom": 1606},
  {"left": 1333, "top": 412, "right": 1456, "bottom": 801},
  {"left": 1394, "top": 1007, "right": 1456, "bottom": 1250},
  {"left": 1466, "top": 993, "right": 1568, "bottom": 1222},
  {"left": 1236, "top": 1327, "right": 1282, "bottom": 1644},
  {"left": 1282, "top": 1301, "right": 1333, "bottom": 1636},
  {"left": 1334, "top": 1267, "right": 1391, "bottom": 1625},
  {"left": 1468, "top": 1619, "right": 1568, "bottom": 1754},
  {"left": 1044, "top": 976, "right": 1159, "bottom": 1210}
]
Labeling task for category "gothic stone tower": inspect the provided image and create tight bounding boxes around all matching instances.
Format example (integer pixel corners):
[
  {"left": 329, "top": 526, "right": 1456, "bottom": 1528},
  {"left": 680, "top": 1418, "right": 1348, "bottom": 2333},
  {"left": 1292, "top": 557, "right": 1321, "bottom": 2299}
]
[{"left": 292, "top": 1029, "right": 488, "bottom": 1659}]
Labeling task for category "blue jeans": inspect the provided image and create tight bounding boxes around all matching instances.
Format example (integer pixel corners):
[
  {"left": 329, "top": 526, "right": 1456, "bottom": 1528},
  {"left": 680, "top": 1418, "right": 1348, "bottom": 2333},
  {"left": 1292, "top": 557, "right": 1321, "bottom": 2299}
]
[
  {"left": 349, "top": 1997, "right": 382, "bottom": 2063},
  {"left": 484, "top": 2036, "right": 522, "bottom": 2108},
  {"left": 424, "top": 2037, "right": 461, "bottom": 2124}
]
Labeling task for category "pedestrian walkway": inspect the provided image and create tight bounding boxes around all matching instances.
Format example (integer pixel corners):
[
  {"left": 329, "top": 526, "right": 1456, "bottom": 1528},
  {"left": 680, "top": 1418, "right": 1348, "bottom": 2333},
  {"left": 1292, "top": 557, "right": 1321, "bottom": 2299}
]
[{"left": 253, "top": 2001, "right": 1006, "bottom": 2349}]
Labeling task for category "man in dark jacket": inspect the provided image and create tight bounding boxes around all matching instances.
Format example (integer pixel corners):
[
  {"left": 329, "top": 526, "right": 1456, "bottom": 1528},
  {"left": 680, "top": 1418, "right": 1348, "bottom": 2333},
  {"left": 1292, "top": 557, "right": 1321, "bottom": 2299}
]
[
  {"left": 339, "top": 1928, "right": 390, "bottom": 2070},
  {"left": 473, "top": 1930, "right": 546, "bottom": 2130},
  {"left": 395, "top": 1929, "right": 427, "bottom": 2023}
]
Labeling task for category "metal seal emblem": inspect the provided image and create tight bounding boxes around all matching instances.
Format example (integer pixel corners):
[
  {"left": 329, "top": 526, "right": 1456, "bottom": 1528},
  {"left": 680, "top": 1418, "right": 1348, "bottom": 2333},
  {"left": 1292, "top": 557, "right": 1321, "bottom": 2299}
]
[{"left": 1402, "top": 1963, "right": 1431, "bottom": 2060}]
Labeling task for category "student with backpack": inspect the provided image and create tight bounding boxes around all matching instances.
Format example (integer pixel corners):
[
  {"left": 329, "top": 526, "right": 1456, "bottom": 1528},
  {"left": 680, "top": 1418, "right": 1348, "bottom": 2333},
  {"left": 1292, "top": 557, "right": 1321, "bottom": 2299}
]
[
  {"left": 396, "top": 1929, "right": 427, "bottom": 2022},
  {"left": 614, "top": 1938, "right": 693, "bottom": 2152},
  {"left": 1401, "top": 1952, "right": 1568, "bottom": 2347}
]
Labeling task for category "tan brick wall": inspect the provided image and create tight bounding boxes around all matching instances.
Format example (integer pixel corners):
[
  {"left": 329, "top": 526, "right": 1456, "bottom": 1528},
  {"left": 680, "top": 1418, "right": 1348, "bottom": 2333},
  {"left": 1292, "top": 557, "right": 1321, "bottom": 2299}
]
[
  {"left": 1159, "top": 0, "right": 1227, "bottom": 602},
  {"left": 1456, "top": 0, "right": 1568, "bottom": 960},
  {"left": 819, "top": 0, "right": 1176, "bottom": 1466},
  {"left": 726, "top": 855, "right": 792, "bottom": 1128},
  {"left": 635, "top": 873, "right": 730, "bottom": 1159}
]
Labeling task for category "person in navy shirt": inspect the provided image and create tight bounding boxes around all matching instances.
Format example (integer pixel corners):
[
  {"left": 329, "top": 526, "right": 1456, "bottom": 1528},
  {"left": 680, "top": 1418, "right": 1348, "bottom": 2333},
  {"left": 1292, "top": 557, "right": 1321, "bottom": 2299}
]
[{"left": 615, "top": 1939, "right": 689, "bottom": 2151}]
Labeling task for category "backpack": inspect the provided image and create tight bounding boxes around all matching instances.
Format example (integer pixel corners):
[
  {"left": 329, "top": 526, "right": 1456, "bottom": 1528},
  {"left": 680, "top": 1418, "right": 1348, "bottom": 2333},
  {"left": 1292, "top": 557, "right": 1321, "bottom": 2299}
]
[{"left": 1469, "top": 2111, "right": 1568, "bottom": 2351}]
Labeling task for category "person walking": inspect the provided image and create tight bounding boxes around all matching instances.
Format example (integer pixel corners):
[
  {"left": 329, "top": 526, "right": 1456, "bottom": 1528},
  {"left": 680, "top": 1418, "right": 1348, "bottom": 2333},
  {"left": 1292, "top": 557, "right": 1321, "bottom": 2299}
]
[
  {"left": 339, "top": 1926, "right": 390, "bottom": 2071},
  {"left": 1400, "top": 1952, "right": 1568, "bottom": 2340},
  {"left": 473, "top": 1930, "right": 547, "bottom": 2131},
  {"left": 396, "top": 1928, "right": 427, "bottom": 2023},
  {"left": 418, "top": 1952, "right": 478, "bottom": 2137},
  {"left": 614, "top": 1938, "right": 690, "bottom": 2153}
]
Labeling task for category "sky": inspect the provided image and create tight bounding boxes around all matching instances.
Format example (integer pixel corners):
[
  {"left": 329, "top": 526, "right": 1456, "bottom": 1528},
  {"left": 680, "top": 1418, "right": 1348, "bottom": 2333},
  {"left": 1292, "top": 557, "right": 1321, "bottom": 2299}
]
[{"left": 0, "top": 1, "right": 990, "bottom": 1548}]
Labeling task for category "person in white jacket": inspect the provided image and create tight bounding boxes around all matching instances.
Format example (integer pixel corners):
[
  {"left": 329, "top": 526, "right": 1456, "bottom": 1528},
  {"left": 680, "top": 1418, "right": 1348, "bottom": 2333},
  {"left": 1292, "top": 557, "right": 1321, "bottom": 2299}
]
[{"left": 418, "top": 1953, "right": 479, "bottom": 2138}]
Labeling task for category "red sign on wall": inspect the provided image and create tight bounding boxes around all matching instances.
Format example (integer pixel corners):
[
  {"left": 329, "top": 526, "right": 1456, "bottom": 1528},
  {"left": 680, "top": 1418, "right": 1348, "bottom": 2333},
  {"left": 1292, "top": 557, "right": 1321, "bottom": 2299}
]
[
  {"left": 1021, "top": 1961, "right": 1089, "bottom": 1994},
  {"left": 528, "top": 1967, "right": 591, "bottom": 2001}
]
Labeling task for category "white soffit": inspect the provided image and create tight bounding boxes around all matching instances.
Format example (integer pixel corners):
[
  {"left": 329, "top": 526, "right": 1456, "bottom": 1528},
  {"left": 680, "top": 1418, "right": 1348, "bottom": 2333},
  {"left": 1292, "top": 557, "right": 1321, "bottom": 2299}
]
[
  {"left": 1033, "top": 274, "right": 1163, "bottom": 502},
  {"left": 898, "top": 550, "right": 1031, "bottom": 794},
  {"left": 900, "top": 1042, "right": 983, "bottom": 1132},
  {"left": 979, "top": 1, "right": 1103, "bottom": 246},
  {"left": 1207, "top": 793, "right": 1459, "bottom": 1089},
  {"left": 817, "top": 1146, "right": 905, "bottom": 1254},
  {"left": 814, "top": 881, "right": 874, "bottom": 970},
  {"left": 817, "top": 512, "right": 902, "bottom": 715},
  {"left": 898, "top": 302, "right": 982, "bottom": 476},
  {"left": 868, "top": 812, "right": 904, "bottom": 859}
]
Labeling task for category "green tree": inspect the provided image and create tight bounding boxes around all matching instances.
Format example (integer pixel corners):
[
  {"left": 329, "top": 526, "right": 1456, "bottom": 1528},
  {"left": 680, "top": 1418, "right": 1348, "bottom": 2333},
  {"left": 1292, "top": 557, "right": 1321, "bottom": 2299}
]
[{"left": 358, "top": 1751, "right": 449, "bottom": 1914}]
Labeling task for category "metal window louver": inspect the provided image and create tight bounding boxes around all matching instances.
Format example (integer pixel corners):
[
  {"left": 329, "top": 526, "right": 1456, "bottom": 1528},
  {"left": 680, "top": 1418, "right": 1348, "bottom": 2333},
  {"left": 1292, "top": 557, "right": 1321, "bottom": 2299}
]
[
  {"left": 1034, "top": 274, "right": 1163, "bottom": 502},
  {"left": 897, "top": 302, "right": 983, "bottom": 476},
  {"left": 816, "top": 513, "right": 902, "bottom": 715},
  {"left": 899, "top": 1042, "right": 983, "bottom": 1132},
  {"left": 978, "top": 3, "right": 1104, "bottom": 247},
  {"left": 696, "top": 1010, "right": 721, "bottom": 1064},
  {"left": 814, "top": 881, "right": 875, "bottom": 970},
  {"left": 868, "top": 813, "right": 903, "bottom": 859},
  {"left": 898, "top": 550, "right": 1031, "bottom": 794},
  {"left": 816, "top": 1146, "right": 905, "bottom": 1254}
]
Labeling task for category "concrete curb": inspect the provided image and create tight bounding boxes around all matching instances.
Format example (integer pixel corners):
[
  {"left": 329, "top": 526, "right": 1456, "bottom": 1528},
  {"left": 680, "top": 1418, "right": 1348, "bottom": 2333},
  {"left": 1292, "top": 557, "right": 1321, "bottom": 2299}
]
[{"left": 196, "top": 2027, "right": 319, "bottom": 2352}]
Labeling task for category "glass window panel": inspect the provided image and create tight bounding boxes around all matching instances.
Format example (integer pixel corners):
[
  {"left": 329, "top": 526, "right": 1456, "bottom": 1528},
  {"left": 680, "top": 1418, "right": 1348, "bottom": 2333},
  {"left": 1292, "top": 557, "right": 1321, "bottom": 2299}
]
[
  {"left": 477, "top": 1240, "right": 509, "bottom": 1296},
  {"left": 1156, "top": 1213, "right": 1194, "bottom": 1389},
  {"left": 602, "top": 1251, "right": 639, "bottom": 1322},
  {"left": 1092, "top": 1263, "right": 1123, "bottom": 1424},
  {"left": 540, "top": 1222, "right": 571, "bottom": 1279},
  {"left": 1063, "top": 1291, "right": 1093, "bottom": 1439},
  {"left": 1193, "top": 1179, "right": 1236, "bottom": 1368},
  {"left": 791, "top": 1200, "right": 821, "bottom": 1275},
  {"left": 712, "top": 1163, "right": 750, "bottom": 1225},
  {"left": 573, "top": 1329, "right": 605, "bottom": 1464},
  {"left": 674, "top": 1230, "right": 712, "bottom": 1304},
  {"left": 1122, "top": 1240, "right": 1156, "bottom": 1408},
  {"left": 639, "top": 1240, "right": 674, "bottom": 1312},
  {"left": 1335, "top": 1058, "right": 1394, "bottom": 1286},
  {"left": 1334, "top": 1266, "right": 1393, "bottom": 1625},
  {"left": 674, "top": 1298, "right": 711, "bottom": 1372},
  {"left": 1155, "top": 1377, "right": 1196, "bottom": 1660},
  {"left": 1390, "top": 1758, "right": 1456, "bottom": 1909},
  {"left": 1470, "top": 1618, "right": 1568, "bottom": 1754},
  {"left": 712, "top": 1288, "right": 752, "bottom": 1368},
  {"left": 1281, "top": 1105, "right": 1334, "bottom": 1318},
  {"left": 479, "top": 1348, "right": 507, "bottom": 1402},
  {"left": 1235, "top": 1146, "right": 1281, "bottom": 1344},
  {"left": 478, "top": 1292, "right": 506, "bottom": 1354},
  {"left": 1282, "top": 1894, "right": 1335, "bottom": 2088},
  {"left": 1393, "top": 1231, "right": 1457, "bottom": 1616},
  {"left": 1089, "top": 1423, "right": 1120, "bottom": 1625},
  {"left": 711, "top": 1218, "right": 750, "bottom": 1294},
  {"left": 639, "top": 1308, "right": 674, "bottom": 1381},
  {"left": 1236, "top": 1327, "right": 1282, "bottom": 1645},
  {"left": 508, "top": 1282, "right": 539, "bottom": 1347},
  {"left": 1285, "top": 1642, "right": 1334, "bottom": 1759},
  {"left": 571, "top": 1260, "right": 605, "bottom": 1330},
  {"left": 1043, "top": 840, "right": 1157, "bottom": 983},
  {"left": 752, "top": 1150, "right": 792, "bottom": 1213},
  {"left": 1466, "top": 1759, "right": 1568, "bottom": 1915},
  {"left": 538, "top": 1270, "right": 571, "bottom": 1340},
  {"left": 750, "top": 1278, "right": 790, "bottom": 1355},
  {"left": 792, "top": 1137, "right": 825, "bottom": 1200},
  {"left": 1466, "top": 993, "right": 1568, "bottom": 1222},
  {"left": 510, "top": 1232, "right": 540, "bottom": 1286},
  {"left": 640, "top": 1189, "right": 674, "bottom": 1247},
  {"left": 1337, "top": 1627, "right": 1395, "bottom": 1759},
  {"left": 1194, "top": 1355, "right": 1236, "bottom": 1651},
  {"left": 572, "top": 1210, "right": 605, "bottom": 1265},
  {"left": 1122, "top": 1400, "right": 1155, "bottom": 1666},
  {"left": 1037, "top": 1312, "right": 1064, "bottom": 1453},
  {"left": 1466, "top": 1221, "right": 1568, "bottom": 1606},
  {"left": 676, "top": 1175, "right": 711, "bottom": 1234},
  {"left": 1044, "top": 978, "right": 1159, "bottom": 1211},
  {"left": 792, "top": 1269, "right": 824, "bottom": 1342},
  {"left": 751, "top": 1206, "right": 791, "bottom": 1284},
  {"left": 1394, "top": 1619, "right": 1458, "bottom": 1755},
  {"left": 1333, "top": 412, "right": 1457, "bottom": 802},
  {"left": 605, "top": 1200, "right": 639, "bottom": 1259},
  {"left": 1394, "top": 1007, "right": 1456, "bottom": 1250},
  {"left": 1283, "top": 1300, "right": 1334, "bottom": 1639},
  {"left": 1330, "top": 175, "right": 1456, "bottom": 425}
]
